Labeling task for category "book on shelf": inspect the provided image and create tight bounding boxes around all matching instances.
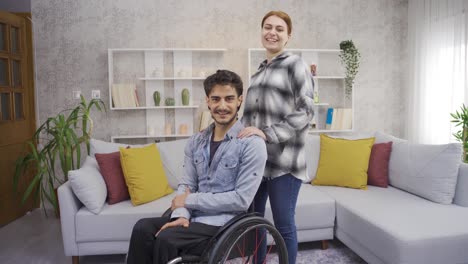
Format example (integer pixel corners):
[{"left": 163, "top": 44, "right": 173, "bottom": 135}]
[
  {"left": 199, "top": 111, "right": 214, "bottom": 131},
  {"left": 341, "top": 108, "right": 352, "bottom": 130},
  {"left": 330, "top": 108, "right": 342, "bottom": 130},
  {"left": 112, "top": 84, "right": 139, "bottom": 108},
  {"left": 328, "top": 108, "right": 352, "bottom": 130},
  {"left": 325, "top": 108, "right": 334, "bottom": 129}
]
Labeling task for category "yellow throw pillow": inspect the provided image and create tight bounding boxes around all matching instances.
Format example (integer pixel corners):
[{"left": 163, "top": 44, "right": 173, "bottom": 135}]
[
  {"left": 312, "top": 134, "right": 375, "bottom": 190},
  {"left": 120, "top": 144, "right": 173, "bottom": 205}
]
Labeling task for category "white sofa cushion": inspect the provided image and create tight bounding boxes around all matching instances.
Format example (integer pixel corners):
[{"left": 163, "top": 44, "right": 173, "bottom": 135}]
[
  {"left": 265, "top": 184, "right": 335, "bottom": 230},
  {"left": 375, "top": 131, "right": 462, "bottom": 204},
  {"left": 68, "top": 156, "right": 107, "bottom": 214},
  {"left": 156, "top": 139, "right": 188, "bottom": 189},
  {"left": 304, "top": 135, "right": 320, "bottom": 182},
  {"left": 317, "top": 185, "right": 468, "bottom": 264},
  {"left": 75, "top": 192, "right": 176, "bottom": 242}
]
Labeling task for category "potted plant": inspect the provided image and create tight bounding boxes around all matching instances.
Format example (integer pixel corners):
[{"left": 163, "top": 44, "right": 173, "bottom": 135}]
[
  {"left": 339, "top": 40, "right": 361, "bottom": 98},
  {"left": 14, "top": 95, "right": 105, "bottom": 217},
  {"left": 451, "top": 104, "right": 468, "bottom": 163}
]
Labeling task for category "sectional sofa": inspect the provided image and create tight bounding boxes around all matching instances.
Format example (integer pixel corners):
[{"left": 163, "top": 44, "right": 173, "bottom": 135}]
[{"left": 58, "top": 133, "right": 468, "bottom": 264}]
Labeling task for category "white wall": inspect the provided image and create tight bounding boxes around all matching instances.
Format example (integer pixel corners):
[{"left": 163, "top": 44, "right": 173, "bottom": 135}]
[{"left": 32, "top": 0, "right": 408, "bottom": 140}]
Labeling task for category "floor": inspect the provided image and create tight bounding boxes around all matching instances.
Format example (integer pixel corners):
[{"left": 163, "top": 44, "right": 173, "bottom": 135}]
[{"left": 0, "top": 209, "right": 366, "bottom": 264}]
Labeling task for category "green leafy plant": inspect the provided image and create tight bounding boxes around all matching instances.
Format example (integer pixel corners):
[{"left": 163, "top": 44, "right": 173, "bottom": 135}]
[
  {"left": 451, "top": 104, "right": 468, "bottom": 163},
  {"left": 14, "top": 95, "right": 105, "bottom": 216},
  {"left": 339, "top": 40, "right": 361, "bottom": 97}
]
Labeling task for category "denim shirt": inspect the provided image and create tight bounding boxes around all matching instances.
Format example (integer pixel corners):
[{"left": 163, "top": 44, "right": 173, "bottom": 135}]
[{"left": 171, "top": 120, "right": 267, "bottom": 226}]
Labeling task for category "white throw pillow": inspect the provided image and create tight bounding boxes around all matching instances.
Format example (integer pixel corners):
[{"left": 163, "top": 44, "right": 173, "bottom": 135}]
[
  {"left": 375, "top": 132, "right": 462, "bottom": 204},
  {"left": 305, "top": 134, "right": 320, "bottom": 182},
  {"left": 157, "top": 139, "right": 188, "bottom": 189},
  {"left": 69, "top": 156, "right": 107, "bottom": 214}
]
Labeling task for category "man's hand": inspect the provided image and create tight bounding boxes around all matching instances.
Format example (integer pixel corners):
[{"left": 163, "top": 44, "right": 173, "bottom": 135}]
[
  {"left": 171, "top": 187, "right": 191, "bottom": 210},
  {"left": 155, "top": 217, "right": 189, "bottom": 237},
  {"left": 237, "top": 126, "right": 266, "bottom": 140}
]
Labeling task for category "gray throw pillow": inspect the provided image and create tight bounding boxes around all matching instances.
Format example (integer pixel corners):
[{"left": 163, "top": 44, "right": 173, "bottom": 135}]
[
  {"left": 375, "top": 132, "right": 461, "bottom": 204},
  {"left": 157, "top": 139, "right": 188, "bottom": 189}
]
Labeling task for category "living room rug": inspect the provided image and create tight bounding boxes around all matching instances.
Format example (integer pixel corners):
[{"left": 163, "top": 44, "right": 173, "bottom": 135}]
[{"left": 262, "top": 240, "right": 367, "bottom": 264}]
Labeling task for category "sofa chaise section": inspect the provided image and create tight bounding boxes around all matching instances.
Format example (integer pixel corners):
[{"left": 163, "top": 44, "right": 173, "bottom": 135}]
[{"left": 316, "top": 185, "right": 468, "bottom": 264}]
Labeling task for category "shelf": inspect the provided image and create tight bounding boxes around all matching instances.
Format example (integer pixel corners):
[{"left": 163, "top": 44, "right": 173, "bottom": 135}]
[
  {"left": 111, "top": 105, "right": 199, "bottom": 110},
  {"left": 139, "top": 77, "right": 206, "bottom": 81},
  {"left": 248, "top": 47, "right": 354, "bottom": 134}
]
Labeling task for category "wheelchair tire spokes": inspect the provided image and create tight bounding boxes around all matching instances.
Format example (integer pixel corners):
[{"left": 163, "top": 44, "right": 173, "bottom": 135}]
[{"left": 208, "top": 217, "right": 288, "bottom": 264}]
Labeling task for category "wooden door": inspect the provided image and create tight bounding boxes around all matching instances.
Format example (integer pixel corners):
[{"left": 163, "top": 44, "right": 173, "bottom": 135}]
[{"left": 0, "top": 10, "right": 37, "bottom": 227}]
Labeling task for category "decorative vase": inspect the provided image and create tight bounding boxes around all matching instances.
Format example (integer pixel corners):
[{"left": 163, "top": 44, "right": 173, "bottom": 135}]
[
  {"left": 153, "top": 91, "right": 161, "bottom": 106},
  {"left": 181, "top": 88, "right": 190, "bottom": 106},
  {"left": 165, "top": 97, "right": 175, "bottom": 106},
  {"left": 179, "top": 124, "right": 188, "bottom": 135}
]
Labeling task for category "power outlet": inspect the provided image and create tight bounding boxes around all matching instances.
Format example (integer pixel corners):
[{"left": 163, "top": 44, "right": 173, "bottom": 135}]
[
  {"left": 72, "top": 91, "right": 81, "bottom": 100},
  {"left": 92, "top": 90, "right": 101, "bottom": 99}
]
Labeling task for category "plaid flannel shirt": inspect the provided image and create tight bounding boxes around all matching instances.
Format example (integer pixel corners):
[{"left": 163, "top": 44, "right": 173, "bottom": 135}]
[{"left": 242, "top": 52, "right": 314, "bottom": 181}]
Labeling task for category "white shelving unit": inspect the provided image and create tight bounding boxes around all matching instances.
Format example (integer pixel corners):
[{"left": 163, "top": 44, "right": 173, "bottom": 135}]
[
  {"left": 247, "top": 48, "right": 353, "bottom": 133},
  {"left": 108, "top": 48, "right": 226, "bottom": 142}
]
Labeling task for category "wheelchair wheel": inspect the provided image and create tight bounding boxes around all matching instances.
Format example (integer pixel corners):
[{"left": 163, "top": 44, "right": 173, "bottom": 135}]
[{"left": 208, "top": 216, "right": 288, "bottom": 264}]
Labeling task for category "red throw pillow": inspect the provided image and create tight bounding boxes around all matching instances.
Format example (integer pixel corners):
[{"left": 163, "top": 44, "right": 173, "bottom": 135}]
[
  {"left": 367, "top": 142, "right": 393, "bottom": 188},
  {"left": 95, "top": 151, "right": 130, "bottom": 204}
]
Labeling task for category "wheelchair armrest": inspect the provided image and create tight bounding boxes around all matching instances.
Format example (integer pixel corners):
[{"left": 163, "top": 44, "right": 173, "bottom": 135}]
[
  {"left": 213, "top": 212, "right": 260, "bottom": 239},
  {"left": 162, "top": 207, "right": 172, "bottom": 218}
]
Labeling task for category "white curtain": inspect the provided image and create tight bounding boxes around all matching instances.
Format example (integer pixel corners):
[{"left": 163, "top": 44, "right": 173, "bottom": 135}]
[{"left": 407, "top": 0, "right": 468, "bottom": 144}]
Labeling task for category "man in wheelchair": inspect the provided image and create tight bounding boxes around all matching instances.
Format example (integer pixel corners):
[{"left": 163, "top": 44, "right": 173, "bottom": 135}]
[{"left": 126, "top": 70, "right": 268, "bottom": 264}]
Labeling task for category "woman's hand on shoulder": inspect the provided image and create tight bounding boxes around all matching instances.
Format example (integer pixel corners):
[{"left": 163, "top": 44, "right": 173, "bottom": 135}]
[{"left": 237, "top": 126, "right": 266, "bottom": 141}]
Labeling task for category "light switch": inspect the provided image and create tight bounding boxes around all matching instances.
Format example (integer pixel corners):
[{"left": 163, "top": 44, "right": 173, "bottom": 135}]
[
  {"left": 72, "top": 91, "right": 81, "bottom": 100},
  {"left": 92, "top": 90, "right": 101, "bottom": 99}
]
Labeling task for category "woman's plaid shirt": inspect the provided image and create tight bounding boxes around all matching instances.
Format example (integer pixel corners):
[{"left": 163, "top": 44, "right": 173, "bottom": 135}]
[{"left": 242, "top": 52, "right": 314, "bottom": 181}]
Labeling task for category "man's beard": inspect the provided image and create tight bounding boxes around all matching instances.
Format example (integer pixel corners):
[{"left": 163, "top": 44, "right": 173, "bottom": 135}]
[{"left": 211, "top": 110, "right": 237, "bottom": 126}]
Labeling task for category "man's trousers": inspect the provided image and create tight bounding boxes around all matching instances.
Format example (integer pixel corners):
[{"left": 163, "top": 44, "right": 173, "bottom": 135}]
[{"left": 126, "top": 216, "right": 219, "bottom": 264}]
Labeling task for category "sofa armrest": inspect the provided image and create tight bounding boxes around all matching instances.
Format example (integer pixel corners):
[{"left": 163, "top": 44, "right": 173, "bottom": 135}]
[
  {"left": 454, "top": 163, "right": 468, "bottom": 207},
  {"left": 58, "top": 181, "right": 82, "bottom": 256}
]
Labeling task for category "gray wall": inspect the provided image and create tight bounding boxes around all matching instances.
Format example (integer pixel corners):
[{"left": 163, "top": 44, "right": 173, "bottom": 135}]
[{"left": 32, "top": 0, "right": 408, "bottom": 141}]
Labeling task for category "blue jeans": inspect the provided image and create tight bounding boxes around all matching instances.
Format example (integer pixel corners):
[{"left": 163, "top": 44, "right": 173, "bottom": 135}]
[{"left": 253, "top": 173, "right": 302, "bottom": 264}]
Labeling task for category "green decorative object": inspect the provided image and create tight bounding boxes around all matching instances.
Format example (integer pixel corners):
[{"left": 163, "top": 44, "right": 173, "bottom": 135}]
[
  {"left": 181, "top": 88, "right": 190, "bottom": 106},
  {"left": 14, "top": 95, "right": 105, "bottom": 217},
  {"left": 339, "top": 40, "right": 361, "bottom": 98},
  {"left": 165, "top": 97, "right": 175, "bottom": 106},
  {"left": 153, "top": 91, "right": 161, "bottom": 106},
  {"left": 450, "top": 104, "right": 468, "bottom": 163}
]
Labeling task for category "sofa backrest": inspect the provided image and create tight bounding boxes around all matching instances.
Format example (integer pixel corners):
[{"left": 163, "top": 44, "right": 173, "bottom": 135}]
[{"left": 304, "top": 133, "right": 468, "bottom": 207}]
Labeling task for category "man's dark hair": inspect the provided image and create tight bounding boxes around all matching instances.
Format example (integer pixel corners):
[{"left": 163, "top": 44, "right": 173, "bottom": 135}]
[{"left": 203, "top": 70, "right": 243, "bottom": 97}]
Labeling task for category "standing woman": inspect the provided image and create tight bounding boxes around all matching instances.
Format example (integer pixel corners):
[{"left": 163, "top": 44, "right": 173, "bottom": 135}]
[{"left": 238, "top": 10, "right": 314, "bottom": 264}]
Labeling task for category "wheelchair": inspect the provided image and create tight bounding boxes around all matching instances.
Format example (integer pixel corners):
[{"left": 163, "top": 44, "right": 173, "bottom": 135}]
[{"left": 163, "top": 208, "right": 288, "bottom": 264}]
